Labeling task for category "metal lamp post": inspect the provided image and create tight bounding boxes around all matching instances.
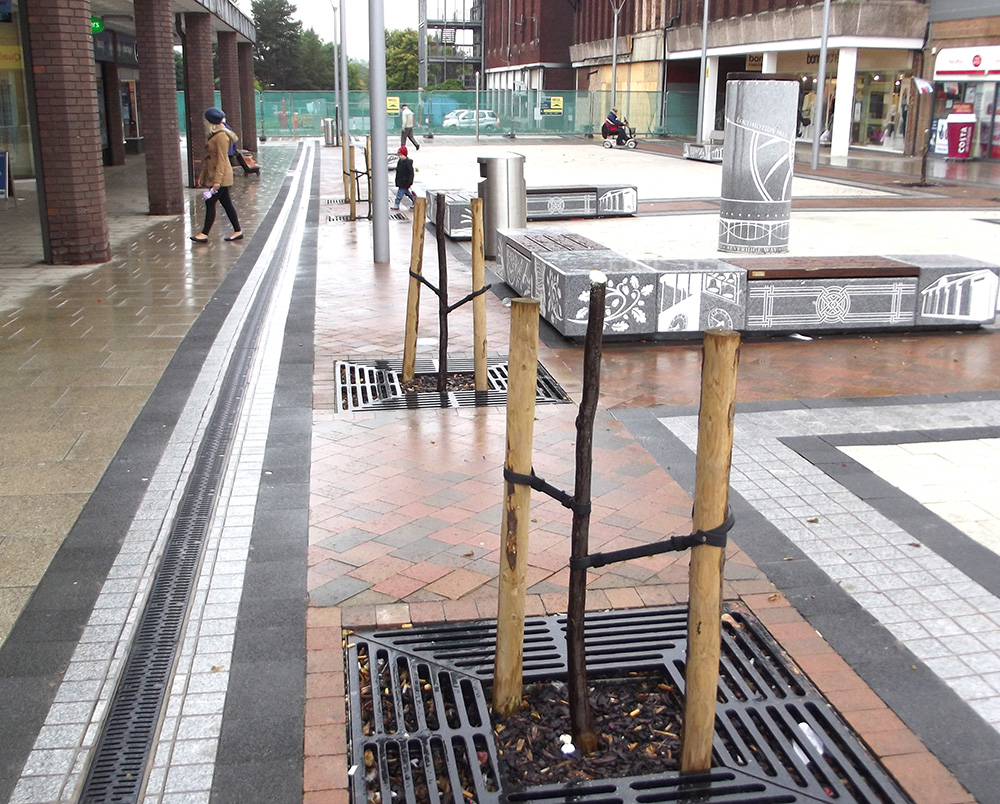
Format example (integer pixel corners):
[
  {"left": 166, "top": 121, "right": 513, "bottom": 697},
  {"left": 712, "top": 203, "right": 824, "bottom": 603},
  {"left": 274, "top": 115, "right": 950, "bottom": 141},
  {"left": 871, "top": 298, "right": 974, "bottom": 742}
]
[
  {"left": 810, "top": 0, "right": 832, "bottom": 170},
  {"left": 610, "top": 0, "right": 627, "bottom": 111},
  {"left": 696, "top": 0, "right": 709, "bottom": 144}
]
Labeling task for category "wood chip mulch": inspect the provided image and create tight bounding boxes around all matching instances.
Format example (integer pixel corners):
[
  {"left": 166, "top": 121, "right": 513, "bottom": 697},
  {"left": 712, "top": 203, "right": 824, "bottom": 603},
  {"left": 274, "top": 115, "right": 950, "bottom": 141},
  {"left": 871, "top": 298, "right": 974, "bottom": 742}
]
[
  {"left": 492, "top": 674, "right": 682, "bottom": 790},
  {"left": 401, "top": 371, "right": 479, "bottom": 393}
]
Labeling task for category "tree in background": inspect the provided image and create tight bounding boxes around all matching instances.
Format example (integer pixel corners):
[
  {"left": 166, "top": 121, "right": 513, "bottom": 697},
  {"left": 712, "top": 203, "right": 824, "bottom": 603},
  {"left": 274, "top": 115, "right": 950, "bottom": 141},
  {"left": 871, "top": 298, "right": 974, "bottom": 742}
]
[
  {"left": 297, "top": 30, "right": 337, "bottom": 90},
  {"left": 251, "top": 0, "right": 303, "bottom": 89},
  {"left": 385, "top": 29, "right": 418, "bottom": 91},
  {"left": 426, "top": 79, "right": 464, "bottom": 91},
  {"left": 348, "top": 61, "right": 369, "bottom": 91}
]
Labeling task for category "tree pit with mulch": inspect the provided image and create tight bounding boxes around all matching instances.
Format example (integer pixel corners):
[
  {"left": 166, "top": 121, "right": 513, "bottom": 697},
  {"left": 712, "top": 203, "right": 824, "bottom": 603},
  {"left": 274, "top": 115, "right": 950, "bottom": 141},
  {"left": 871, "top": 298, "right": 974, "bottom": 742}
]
[
  {"left": 401, "top": 371, "right": 479, "bottom": 394},
  {"left": 492, "top": 673, "right": 682, "bottom": 790}
]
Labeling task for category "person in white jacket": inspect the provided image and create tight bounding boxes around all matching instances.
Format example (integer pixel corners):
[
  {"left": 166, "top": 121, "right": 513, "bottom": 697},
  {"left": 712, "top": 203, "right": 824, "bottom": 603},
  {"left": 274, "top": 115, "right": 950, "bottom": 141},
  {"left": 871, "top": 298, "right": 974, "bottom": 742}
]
[{"left": 400, "top": 103, "right": 419, "bottom": 151}]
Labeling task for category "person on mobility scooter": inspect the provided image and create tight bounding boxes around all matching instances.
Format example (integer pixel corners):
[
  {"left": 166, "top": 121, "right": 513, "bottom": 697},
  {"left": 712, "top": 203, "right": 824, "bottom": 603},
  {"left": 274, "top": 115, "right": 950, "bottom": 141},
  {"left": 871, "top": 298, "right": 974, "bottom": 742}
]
[{"left": 601, "top": 108, "right": 637, "bottom": 149}]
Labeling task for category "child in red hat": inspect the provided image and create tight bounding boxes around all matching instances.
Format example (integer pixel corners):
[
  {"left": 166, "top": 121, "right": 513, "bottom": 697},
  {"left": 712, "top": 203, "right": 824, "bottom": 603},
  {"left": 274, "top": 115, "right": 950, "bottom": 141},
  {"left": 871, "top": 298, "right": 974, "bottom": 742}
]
[{"left": 392, "top": 146, "right": 417, "bottom": 210}]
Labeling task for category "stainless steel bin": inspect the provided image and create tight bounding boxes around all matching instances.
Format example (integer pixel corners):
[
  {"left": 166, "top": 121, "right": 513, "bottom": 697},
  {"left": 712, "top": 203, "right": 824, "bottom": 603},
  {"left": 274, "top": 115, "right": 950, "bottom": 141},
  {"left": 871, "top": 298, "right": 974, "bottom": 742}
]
[
  {"left": 477, "top": 153, "right": 526, "bottom": 259},
  {"left": 323, "top": 117, "right": 336, "bottom": 147}
]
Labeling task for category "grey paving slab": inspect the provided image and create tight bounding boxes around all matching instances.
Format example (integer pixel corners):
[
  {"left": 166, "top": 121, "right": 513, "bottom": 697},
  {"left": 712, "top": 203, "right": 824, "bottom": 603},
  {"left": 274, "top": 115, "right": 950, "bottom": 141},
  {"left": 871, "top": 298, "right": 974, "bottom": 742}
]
[{"left": 622, "top": 396, "right": 1000, "bottom": 802}]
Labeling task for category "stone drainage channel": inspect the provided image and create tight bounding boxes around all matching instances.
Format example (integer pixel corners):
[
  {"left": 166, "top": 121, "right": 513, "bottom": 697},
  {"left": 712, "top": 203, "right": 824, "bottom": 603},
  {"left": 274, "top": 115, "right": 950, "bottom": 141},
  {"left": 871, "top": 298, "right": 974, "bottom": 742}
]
[
  {"left": 9, "top": 143, "right": 316, "bottom": 804},
  {"left": 347, "top": 605, "right": 914, "bottom": 804}
]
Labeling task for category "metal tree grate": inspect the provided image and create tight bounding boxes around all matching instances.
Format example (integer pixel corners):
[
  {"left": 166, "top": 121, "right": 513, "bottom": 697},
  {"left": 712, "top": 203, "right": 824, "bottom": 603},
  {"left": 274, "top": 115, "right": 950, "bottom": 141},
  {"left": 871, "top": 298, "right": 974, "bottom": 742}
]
[
  {"left": 335, "top": 357, "right": 571, "bottom": 413},
  {"left": 346, "top": 605, "right": 913, "bottom": 804}
]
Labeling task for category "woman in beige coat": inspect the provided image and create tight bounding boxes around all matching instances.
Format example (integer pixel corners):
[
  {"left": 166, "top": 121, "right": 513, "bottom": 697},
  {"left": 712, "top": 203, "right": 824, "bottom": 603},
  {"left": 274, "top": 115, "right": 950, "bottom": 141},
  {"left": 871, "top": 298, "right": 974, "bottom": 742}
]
[{"left": 191, "top": 107, "right": 243, "bottom": 243}]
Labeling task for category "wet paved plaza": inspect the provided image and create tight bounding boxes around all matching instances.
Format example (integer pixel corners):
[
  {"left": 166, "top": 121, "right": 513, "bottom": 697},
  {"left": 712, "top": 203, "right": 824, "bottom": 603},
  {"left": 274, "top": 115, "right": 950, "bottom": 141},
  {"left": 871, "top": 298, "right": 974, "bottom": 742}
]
[{"left": 1, "top": 136, "right": 1000, "bottom": 803}]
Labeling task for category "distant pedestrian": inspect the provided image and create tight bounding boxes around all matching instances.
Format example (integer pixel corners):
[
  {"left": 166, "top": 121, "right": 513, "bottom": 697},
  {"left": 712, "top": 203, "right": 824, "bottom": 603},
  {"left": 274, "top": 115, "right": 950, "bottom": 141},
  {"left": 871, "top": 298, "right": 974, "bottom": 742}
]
[
  {"left": 191, "top": 107, "right": 243, "bottom": 243},
  {"left": 391, "top": 146, "right": 417, "bottom": 210},
  {"left": 400, "top": 103, "right": 419, "bottom": 150}
]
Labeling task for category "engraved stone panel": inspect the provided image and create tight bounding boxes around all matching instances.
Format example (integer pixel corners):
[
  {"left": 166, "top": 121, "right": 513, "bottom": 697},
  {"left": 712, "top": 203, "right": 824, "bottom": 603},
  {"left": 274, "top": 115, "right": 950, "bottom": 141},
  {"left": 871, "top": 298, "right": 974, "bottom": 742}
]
[
  {"left": 888, "top": 254, "right": 1000, "bottom": 326},
  {"left": 532, "top": 251, "right": 657, "bottom": 337},
  {"left": 644, "top": 258, "right": 747, "bottom": 332},
  {"left": 426, "top": 190, "right": 476, "bottom": 239},
  {"left": 526, "top": 189, "right": 598, "bottom": 220},
  {"left": 746, "top": 278, "right": 918, "bottom": 331}
]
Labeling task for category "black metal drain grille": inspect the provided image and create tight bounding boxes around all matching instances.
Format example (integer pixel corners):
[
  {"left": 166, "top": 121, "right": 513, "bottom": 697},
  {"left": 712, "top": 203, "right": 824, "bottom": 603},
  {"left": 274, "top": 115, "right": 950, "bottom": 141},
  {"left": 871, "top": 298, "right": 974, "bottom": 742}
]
[
  {"left": 327, "top": 213, "right": 408, "bottom": 221},
  {"left": 335, "top": 357, "right": 571, "bottom": 413},
  {"left": 346, "top": 605, "right": 913, "bottom": 804}
]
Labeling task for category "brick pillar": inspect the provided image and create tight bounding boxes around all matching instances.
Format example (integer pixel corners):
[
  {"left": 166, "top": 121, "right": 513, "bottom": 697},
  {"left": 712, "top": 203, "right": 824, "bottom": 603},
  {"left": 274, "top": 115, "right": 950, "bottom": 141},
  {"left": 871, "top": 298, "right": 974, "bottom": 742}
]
[
  {"left": 102, "top": 59, "right": 125, "bottom": 166},
  {"left": 239, "top": 42, "right": 258, "bottom": 153},
  {"left": 22, "top": 0, "right": 110, "bottom": 264},
  {"left": 134, "top": 0, "right": 184, "bottom": 214},
  {"left": 218, "top": 32, "right": 240, "bottom": 137},
  {"left": 183, "top": 13, "right": 215, "bottom": 188}
]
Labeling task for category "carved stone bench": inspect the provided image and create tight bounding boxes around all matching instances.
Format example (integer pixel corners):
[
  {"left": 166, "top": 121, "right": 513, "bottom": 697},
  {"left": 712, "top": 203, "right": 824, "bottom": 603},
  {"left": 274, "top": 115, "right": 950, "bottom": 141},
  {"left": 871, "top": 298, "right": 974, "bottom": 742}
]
[
  {"left": 493, "top": 228, "right": 1000, "bottom": 340},
  {"left": 430, "top": 184, "right": 638, "bottom": 240},
  {"left": 496, "top": 228, "right": 609, "bottom": 295},
  {"left": 425, "top": 190, "right": 477, "bottom": 238},
  {"left": 732, "top": 255, "right": 999, "bottom": 332},
  {"left": 526, "top": 185, "right": 638, "bottom": 221},
  {"left": 683, "top": 130, "right": 725, "bottom": 163}
]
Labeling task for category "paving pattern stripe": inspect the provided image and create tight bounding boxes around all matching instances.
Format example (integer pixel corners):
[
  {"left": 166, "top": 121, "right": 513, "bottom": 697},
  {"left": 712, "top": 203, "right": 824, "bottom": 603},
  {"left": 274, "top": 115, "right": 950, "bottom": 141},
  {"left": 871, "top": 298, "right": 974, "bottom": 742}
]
[
  {"left": 624, "top": 398, "right": 1000, "bottom": 804},
  {"left": 1, "top": 145, "right": 315, "bottom": 804}
]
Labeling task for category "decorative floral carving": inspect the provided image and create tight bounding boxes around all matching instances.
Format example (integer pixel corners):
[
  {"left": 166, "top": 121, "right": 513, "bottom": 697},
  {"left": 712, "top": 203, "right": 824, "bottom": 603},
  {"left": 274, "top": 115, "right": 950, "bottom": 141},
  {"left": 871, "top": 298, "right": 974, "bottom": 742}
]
[{"left": 571, "top": 275, "right": 654, "bottom": 332}]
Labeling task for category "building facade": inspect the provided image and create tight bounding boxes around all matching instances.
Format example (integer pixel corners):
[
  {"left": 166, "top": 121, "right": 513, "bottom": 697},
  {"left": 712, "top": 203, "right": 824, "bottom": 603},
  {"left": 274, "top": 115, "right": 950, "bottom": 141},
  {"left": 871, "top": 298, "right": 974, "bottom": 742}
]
[
  {"left": 483, "top": 1, "right": 941, "bottom": 160},
  {"left": 2, "top": 0, "right": 256, "bottom": 265},
  {"left": 924, "top": 1, "right": 1000, "bottom": 161},
  {"left": 569, "top": 0, "right": 929, "bottom": 158},
  {"left": 482, "top": 0, "right": 576, "bottom": 126}
]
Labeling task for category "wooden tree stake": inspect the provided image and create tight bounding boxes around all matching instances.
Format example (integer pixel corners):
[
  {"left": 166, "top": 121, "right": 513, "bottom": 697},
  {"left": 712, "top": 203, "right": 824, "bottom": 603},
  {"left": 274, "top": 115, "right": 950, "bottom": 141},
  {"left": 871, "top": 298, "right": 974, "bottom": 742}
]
[
  {"left": 493, "top": 298, "right": 540, "bottom": 719},
  {"left": 435, "top": 193, "right": 449, "bottom": 391},
  {"left": 341, "top": 135, "right": 350, "bottom": 202},
  {"left": 348, "top": 144, "right": 357, "bottom": 221},
  {"left": 402, "top": 197, "right": 427, "bottom": 383},
  {"left": 681, "top": 329, "right": 741, "bottom": 773},
  {"left": 471, "top": 197, "right": 488, "bottom": 391}
]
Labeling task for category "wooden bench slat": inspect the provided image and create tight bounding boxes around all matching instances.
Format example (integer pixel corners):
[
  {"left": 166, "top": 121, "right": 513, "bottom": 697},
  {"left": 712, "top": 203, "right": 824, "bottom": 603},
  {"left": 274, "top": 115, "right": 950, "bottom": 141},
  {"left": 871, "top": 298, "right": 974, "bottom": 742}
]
[{"left": 730, "top": 255, "right": 919, "bottom": 280}]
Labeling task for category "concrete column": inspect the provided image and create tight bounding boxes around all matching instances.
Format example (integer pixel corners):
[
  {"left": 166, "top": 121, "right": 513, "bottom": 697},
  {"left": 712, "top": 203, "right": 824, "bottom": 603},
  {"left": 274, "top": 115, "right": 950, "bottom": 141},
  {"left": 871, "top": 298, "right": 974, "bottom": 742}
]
[
  {"left": 831, "top": 47, "right": 857, "bottom": 159},
  {"left": 418, "top": 0, "right": 428, "bottom": 90},
  {"left": 369, "top": 0, "right": 389, "bottom": 264},
  {"left": 218, "top": 32, "right": 241, "bottom": 138},
  {"left": 21, "top": 0, "right": 110, "bottom": 264},
  {"left": 701, "top": 56, "right": 719, "bottom": 143},
  {"left": 134, "top": 0, "right": 184, "bottom": 214},
  {"left": 239, "top": 43, "right": 258, "bottom": 153},
  {"left": 183, "top": 13, "right": 215, "bottom": 187},
  {"left": 102, "top": 59, "right": 126, "bottom": 167}
]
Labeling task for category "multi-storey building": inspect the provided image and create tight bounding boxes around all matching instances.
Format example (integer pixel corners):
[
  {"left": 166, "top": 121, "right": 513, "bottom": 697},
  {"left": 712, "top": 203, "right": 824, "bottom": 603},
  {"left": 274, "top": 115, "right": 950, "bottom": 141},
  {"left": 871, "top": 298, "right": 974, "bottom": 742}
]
[
  {"left": 484, "top": 1, "right": 946, "bottom": 160},
  {"left": 418, "top": 0, "right": 485, "bottom": 89}
]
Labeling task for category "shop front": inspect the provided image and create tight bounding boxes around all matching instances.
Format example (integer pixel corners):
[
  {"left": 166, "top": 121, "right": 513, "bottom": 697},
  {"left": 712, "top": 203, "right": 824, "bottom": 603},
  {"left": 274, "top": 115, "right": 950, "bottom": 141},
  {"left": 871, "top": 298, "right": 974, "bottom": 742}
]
[
  {"left": 772, "top": 48, "right": 915, "bottom": 153},
  {"left": 932, "top": 45, "right": 1000, "bottom": 160},
  {"left": 93, "top": 30, "right": 141, "bottom": 163},
  {"left": 0, "top": 9, "right": 31, "bottom": 178}
]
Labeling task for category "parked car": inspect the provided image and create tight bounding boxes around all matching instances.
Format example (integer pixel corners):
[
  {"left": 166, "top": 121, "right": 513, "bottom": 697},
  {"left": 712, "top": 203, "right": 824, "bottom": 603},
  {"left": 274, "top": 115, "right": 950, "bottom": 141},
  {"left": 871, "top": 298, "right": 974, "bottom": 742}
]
[{"left": 442, "top": 110, "right": 499, "bottom": 131}]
